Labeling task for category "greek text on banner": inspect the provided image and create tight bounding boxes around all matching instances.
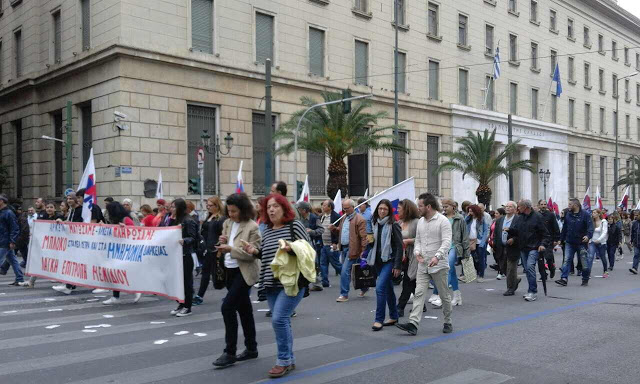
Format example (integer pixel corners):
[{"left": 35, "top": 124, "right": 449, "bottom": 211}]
[{"left": 27, "top": 221, "right": 185, "bottom": 302}]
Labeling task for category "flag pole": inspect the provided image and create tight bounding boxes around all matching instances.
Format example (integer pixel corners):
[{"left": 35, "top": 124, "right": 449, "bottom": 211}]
[{"left": 541, "top": 77, "right": 555, "bottom": 121}]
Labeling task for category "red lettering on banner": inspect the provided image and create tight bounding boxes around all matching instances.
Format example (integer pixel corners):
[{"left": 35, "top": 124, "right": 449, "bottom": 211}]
[
  {"left": 92, "top": 266, "right": 131, "bottom": 286},
  {"left": 41, "top": 236, "right": 68, "bottom": 251},
  {"left": 61, "top": 260, "right": 87, "bottom": 280},
  {"left": 41, "top": 257, "right": 59, "bottom": 273},
  {"left": 67, "top": 224, "right": 94, "bottom": 236},
  {"left": 113, "top": 227, "right": 154, "bottom": 241}
]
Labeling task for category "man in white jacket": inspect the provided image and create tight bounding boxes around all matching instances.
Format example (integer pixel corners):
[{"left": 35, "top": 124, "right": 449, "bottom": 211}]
[{"left": 396, "top": 193, "right": 453, "bottom": 335}]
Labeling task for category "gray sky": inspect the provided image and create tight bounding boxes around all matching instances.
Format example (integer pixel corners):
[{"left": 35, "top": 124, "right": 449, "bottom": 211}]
[{"left": 617, "top": 0, "right": 640, "bottom": 19}]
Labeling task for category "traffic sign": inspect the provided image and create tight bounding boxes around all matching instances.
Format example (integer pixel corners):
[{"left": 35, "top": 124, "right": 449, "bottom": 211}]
[
  {"left": 197, "top": 160, "right": 204, "bottom": 169},
  {"left": 196, "top": 147, "right": 205, "bottom": 162}
]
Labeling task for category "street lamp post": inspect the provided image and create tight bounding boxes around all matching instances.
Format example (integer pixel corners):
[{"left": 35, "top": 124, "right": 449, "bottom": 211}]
[
  {"left": 201, "top": 130, "right": 234, "bottom": 198},
  {"left": 539, "top": 168, "right": 551, "bottom": 200},
  {"left": 614, "top": 72, "right": 639, "bottom": 205}
]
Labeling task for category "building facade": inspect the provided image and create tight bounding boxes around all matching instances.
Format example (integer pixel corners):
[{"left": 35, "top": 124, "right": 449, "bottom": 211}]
[{"left": 0, "top": 0, "right": 638, "bottom": 210}]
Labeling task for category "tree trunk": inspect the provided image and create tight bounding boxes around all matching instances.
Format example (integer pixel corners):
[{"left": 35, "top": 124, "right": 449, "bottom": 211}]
[
  {"left": 476, "top": 184, "right": 492, "bottom": 208},
  {"left": 327, "top": 157, "right": 348, "bottom": 199}
]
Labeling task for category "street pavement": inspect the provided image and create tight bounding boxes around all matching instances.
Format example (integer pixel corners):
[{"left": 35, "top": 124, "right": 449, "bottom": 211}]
[{"left": 1, "top": 248, "right": 639, "bottom": 384}]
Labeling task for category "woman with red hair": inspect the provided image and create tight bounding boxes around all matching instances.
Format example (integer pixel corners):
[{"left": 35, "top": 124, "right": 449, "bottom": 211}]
[{"left": 243, "top": 193, "right": 309, "bottom": 378}]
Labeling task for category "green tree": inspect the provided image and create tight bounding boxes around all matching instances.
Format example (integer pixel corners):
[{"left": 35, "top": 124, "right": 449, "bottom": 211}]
[
  {"left": 613, "top": 155, "right": 640, "bottom": 191},
  {"left": 274, "top": 91, "right": 409, "bottom": 198},
  {"left": 436, "top": 129, "right": 536, "bottom": 206}
]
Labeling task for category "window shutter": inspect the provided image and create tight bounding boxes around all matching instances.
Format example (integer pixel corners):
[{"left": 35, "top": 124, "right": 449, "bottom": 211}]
[
  {"left": 15, "top": 30, "right": 22, "bottom": 78},
  {"left": 427, "top": 136, "right": 439, "bottom": 195},
  {"left": 252, "top": 113, "right": 276, "bottom": 195},
  {"left": 81, "top": 0, "right": 91, "bottom": 51},
  {"left": 355, "top": 40, "right": 368, "bottom": 85},
  {"left": 307, "top": 150, "right": 326, "bottom": 196},
  {"left": 309, "top": 28, "right": 324, "bottom": 76},
  {"left": 396, "top": 51, "right": 406, "bottom": 93},
  {"left": 54, "top": 12, "right": 62, "bottom": 62},
  {"left": 256, "top": 13, "right": 274, "bottom": 65},
  {"left": 192, "top": 0, "right": 213, "bottom": 53}
]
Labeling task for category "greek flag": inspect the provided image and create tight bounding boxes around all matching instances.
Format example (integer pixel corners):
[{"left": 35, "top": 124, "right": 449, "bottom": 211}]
[{"left": 493, "top": 47, "right": 501, "bottom": 80}]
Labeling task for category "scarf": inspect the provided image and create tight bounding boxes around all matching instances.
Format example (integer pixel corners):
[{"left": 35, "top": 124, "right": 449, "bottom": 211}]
[{"left": 367, "top": 216, "right": 391, "bottom": 266}]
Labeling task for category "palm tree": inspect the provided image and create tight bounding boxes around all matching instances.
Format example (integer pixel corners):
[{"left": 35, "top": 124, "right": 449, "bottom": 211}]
[
  {"left": 274, "top": 91, "right": 409, "bottom": 198},
  {"left": 436, "top": 129, "right": 536, "bottom": 206},
  {"left": 613, "top": 155, "right": 640, "bottom": 190}
]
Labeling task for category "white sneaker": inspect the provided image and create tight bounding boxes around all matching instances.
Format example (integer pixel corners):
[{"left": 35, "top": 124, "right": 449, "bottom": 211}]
[
  {"left": 451, "top": 290, "right": 462, "bottom": 306},
  {"left": 431, "top": 296, "right": 442, "bottom": 308},
  {"left": 428, "top": 282, "right": 435, "bottom": 289},
  {"left": 170, "top": 305, "right": 183, "bottom": 315},
  {"left": 92, "top": 288, "right": 109, "bottom": 294},
  {"left": 52, "top": 285, "right": 71, "bottom": 295},
  {"left": 175, "top": 307, "right": 192, "bottom": 317},
  {"left": 18, "top": 281, "right": 33, "bottom": 288},
  {"left": 496, "top": 273, "right": 504, "bottom": 280},
  {"left": 524, "top": 293, "right": 537, "bottom": 302},
  {"left": 427, "top": 294, "right": 438, "bottom": 303},
  {"left": 102, "top": 297, "right": 120, "bottom": 305},
  {"left": 133, "top": 293, "right": 142, "bottom": 303},
  {"left": 476, "top": 277, "right": 485, "bottom": 283}
]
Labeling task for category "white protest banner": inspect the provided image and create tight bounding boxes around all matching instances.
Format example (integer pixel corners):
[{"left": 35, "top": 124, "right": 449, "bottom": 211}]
[{"left": 27, "top": 221, "right": 185, "bottom": 301}]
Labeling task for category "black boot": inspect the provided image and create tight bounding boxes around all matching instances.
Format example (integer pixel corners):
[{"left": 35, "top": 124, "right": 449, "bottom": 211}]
[{"left": 213, "top": 353, "right": 237, "bottom": 368}]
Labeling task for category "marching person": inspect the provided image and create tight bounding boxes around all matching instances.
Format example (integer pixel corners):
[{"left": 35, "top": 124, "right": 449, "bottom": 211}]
[
  {"left": 556, "top": 198, "right": 594, "bottom": 287},
  {"left": 493, "top": 201, "right": 522, "bottom": 296},
  {"left": 140, "top": 204, "right": 156, "bottom": 227},
  {"left": 0, "top": 204, "right": 29, "bottom": 278},
  {"left": 368, "top": 199, "right": 403, "bottom": 331},
  {"left": 0, "top": 195, "right": 24, "bottom": 286},
  {"left": 589, "top": 209, "right": 609, "bottom": 278},
  {"left": 163, "top": 198, "right": 199, "bottom": 317},
  {"left": 52, "top": 192, "right": 84, "bottom": 294},
  {"left": 396, "top": 199, "right": 421, "bottom": 317},
  {"left": 465, "top": 204, "right": 490, "bottom": 282},
  {"left": 606, "top": 213, "right": 621, "bottom": 272},
  {"left": 19, "top": 201, "right": 62, "bottom": 288},
  {"left": 193, "top": 197, "right": 226, "bottom": 306},
  {"left": 296, "top": 201, "right": 324, "bottom": 292},
  {"left": 332, "top": 199, "right": 369, "bottom": 302},
  {"left": 538, "top": 200, "right": 560, "bottom": 279},
  {"left": 212, "top": 193, "right": 261, "bottom": 368},
  {"left": 509, "top": 199, "right": 550, "bottom": 302},
  {"left": 152, "top": 199, "right": 169, "bottom": 227},
  {"left": 318, "top": 199, "right": 342, "bottom": 287},
  {"left": 629, "top": 214, "right": 640, "bottom": 274},
  {"left": 396, "top": 193, "right": 453, "bottom": 336}
]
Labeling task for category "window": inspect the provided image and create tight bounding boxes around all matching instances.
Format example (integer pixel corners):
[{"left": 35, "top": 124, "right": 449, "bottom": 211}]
[
  {"left": 348, "top": 130, "right": 369, "bottom": 196},
  {"left": 255, "top": 12, "right": 274, "bottom": 65},
  {"left": 550, "top": 49, "right": 557, "bottom": 75},
  {"left": 599, "top": 107, "right": 605, "bottom": 133},
  {"left": 612, "top": 40, "right": 618, "bottom": 60},
  {"left": 583, "top": 26, "right": 590, "bottom": 46},
  {"left": 81, "top": 0, "right": 90, "bottom": 51},
  {"left": 549, "top": 9, "right": 557, "bottom": 31},
  {"left": 584, "top": 103, "right": 591, "bottom": 131},
  {"left": 80, "top": 105, "right": 92, "bottom": 169},
  {"left": 599, "top": 68, "right": 605, "bottom": 92},
  {"left": 600, "top": 157, "right": 606, "bottom": 197},
  {"left": 584, "top": 62, "right": 590, "bottom": 87},
  {"left": 626, "top": 114, "right": 631, "bottom": 139},
  {"left": 427, "top": 136, "right": 439, "bottom": 194},
  {"left": 637, "top": 83, "right": 640, "bottom": 103},
  {"left": 485, "top": 75, "right": 495, "bottom": 110},
  {"left": 397, "top": 131, "right": 408, "bottom": 182},
  {"left": 510, "top": 82, "right": 518, "bottom": 114},
  {"left": 625, "top": 47, "right": 630, "bottom": 65},
  {"left": 307, "top": 150, "right": 326, "bottom": 196},
  {"left": 52, "top": 11, "right": 61, "bottom": 63},
  {"left": 569, "top": 153, "right": 576, "bottom": 198},
  {"left": 14, "top": 29, "right": 22, "bottom": 78},
  {"left": 530, "top": 0, "right": 537, "bottom": 22},
  {"left": 508, "top": 0, "right": 517, "bottom": 13},
  {"left": 354, "top": 40, "right": 368, "bottom": 85},
  {"left": 428, "top": 60, "right": 439, "bottom": 99},
  {"left": 252, "top": 113, "right": 276, "bottom": 195},
  {"left": 308, "top": 27, "right": 325, "bottom": 77},
  {"left": 396, "top": 50, "right": 406, "bottom": 93},
  {"left": 568, "top": 56, "right": 574, "bottom": 82},
  {"left": 637, "top": 52, "right": 640, "bottom": 70},
  {"left": 13, "top": 120, "right": 22, "bottom": 198},
  {"left": 458, "top": 14, "right": 468, "bottom": 46},
  {"left": 613, "top": 74, "right": 618, "bottom": 97},
  {"left": 428, "top": 2, "right": 439, "bottom": 36},
  {"left": 354, "top": 0, "right": 367, "bottom": 13},
  {"left": 530, "top": 42, "right": 538, "bottom": 69},
  {"left": 395, "top": 0, "right": 406, "bottom": 25},
  {"left": 0, "top": 41, "right": 3, "bottom": 84},
  {"left": 458, "top": 68, "right": 469, "bottom": 105},
  {"left": 550, "top": 94, "right": 557, "bottom": 123},
  {"left": 485, "top": 24, "right": 494, "bottom": 55},
  {"left": 192, "top": 0, "right": 213, "bottom": 54},
  {"left": 187, "top": 105, "right": 217, "bottom": 194},
  {"left": 53, "top": 112, "right": 63, "bottom": 197},
  {"left": 567, "top": 18, "right": 574, "bottom": 39},
  {"left": 531, "top": 88, "right": 539, "bottom": 119},
  {"left": 638, "top": 118, "right": 640, "bottom": 142},
  {"left": 585, "top": 155, "right": 591, "bottom": 190},
  {"left": 625, "top": 78, "right": 630, "bottom": 101},
  {"left": 598, "top": 34, "right": 604, "bottom": 53},
  {"left": 568, "top": 98, "right": 575, "bottom": 127},
  {"left": 509, "top": 33, "right": 518, "bottom": 62}
]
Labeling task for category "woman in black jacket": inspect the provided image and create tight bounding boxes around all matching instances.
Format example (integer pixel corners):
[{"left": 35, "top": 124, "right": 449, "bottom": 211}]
[
  {"left": 162, "top": 198, "right": 199, "bottom": 317},
  {"left": 193, "top": 196, "right": 226, "bottom": 305},
  {"left": 606, "top": 213, "right": 621, "bottom": 272},
  {"left": 367, "top": 199, "right": 403, "bottom": 331}
]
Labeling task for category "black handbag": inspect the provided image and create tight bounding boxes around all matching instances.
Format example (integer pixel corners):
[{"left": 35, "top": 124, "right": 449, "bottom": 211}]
[
  {"left": 351, "top": 264, "right": 377, "bottom": 289},
  {"left": 213, "top": 251, "right": 226, "bottom": 290}
]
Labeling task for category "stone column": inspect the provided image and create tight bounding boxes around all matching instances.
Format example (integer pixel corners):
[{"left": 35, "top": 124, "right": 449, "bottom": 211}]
[{"left": 518, "top": 146, "right": 532, "bottom": 201}]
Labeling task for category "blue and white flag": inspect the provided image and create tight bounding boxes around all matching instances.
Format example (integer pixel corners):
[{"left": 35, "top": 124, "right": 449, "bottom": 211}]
[
  {"left": 553, "top": 62, "right": 563, "bottom": 96},
  {"left": 368, "top": 177, "right": 415, "bottom": 220},
  {"left": 77, "top": 148, "right": 96, "bottom": 223},
  {"left": 493, "top": 47, "right": 501, "bottom": 80}
]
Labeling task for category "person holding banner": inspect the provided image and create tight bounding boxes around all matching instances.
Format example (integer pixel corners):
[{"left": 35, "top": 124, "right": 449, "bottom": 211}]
[
  {"left": 19, "top": 201, "right": 62, "bottom": 288},
  {"left": 193, "top": 196, "right": 226, "bottom": 306},
  {"left": 163, "top": 198, "right": 199, "bottom": 317},
  {"left": 52, "top": 192, "right": 84, "bottom": 294},
  {"left": 102, "top": 202, "right": 143, "bottom": 305},
  {"left": 212, "top": 193, "right": 261, "bottom": 368},
  {"left": 0, "top": 195, "right": 24, "bottom": 286}
]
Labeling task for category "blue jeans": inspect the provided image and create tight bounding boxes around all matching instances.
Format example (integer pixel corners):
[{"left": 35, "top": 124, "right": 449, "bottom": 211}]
[
  {"left": 319, "top": 245, "right": 341, "bottom": 286},
  {"left": 433, "top": 248, "right": 459, "bottom": 295},
  {"left": 340, "top": 254, "right": 367, "bottom": 297},
  {"left": 520, "top": 250, "right": 538, "bottom": 294},
  {"left": 589, "top": 243, "right": 608, "bottom": 274},
  {"left": 561, "top": 243, "right": 590, "bottom": 281},
  {"left": 374, "top": 262, "right": 398, "bottom": 323},
  {"left": 474, "top": 246, "right": 487, "bottom": 278},
  {"left": 0, "top": 248, "right": 24, "bottom": 283},
  {"left": 633, "top": 246, "right": 640, "bottom": 270},
  {"left": 265, "top": 287, "right": 305, "bottom": 367}
]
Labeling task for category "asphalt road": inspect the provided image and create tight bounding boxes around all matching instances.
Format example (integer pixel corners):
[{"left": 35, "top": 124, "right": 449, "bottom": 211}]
[{"left": 1, "top": 247, "right": 639, "bottom": 384}]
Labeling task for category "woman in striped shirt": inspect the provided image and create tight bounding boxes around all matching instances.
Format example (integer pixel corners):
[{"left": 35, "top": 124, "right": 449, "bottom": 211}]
[{"left": 248, "top": 193, "right": 309, "bottom": 378}]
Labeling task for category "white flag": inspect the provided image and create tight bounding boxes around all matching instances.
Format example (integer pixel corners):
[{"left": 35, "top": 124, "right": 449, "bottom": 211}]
[
  {"left": 368, "top": 178, "right": 416, "bottom": 218},
  {"left": 156, "top": 171, "right": 164, "bottom": 199},
  {"left": 296, "top": 175, "right": 310, "bottom": 203},
  {"left": 333, "top": 189, "right": 342, "bottom": 214},
  {"left": 77, "top": 148, "right": 97, "bottom": 223},
  {"left": 363, "top": 188, "right": 369, "bottom": 199}
]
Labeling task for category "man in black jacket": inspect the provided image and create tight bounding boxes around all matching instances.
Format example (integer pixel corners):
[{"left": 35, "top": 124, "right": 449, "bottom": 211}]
[
  {"left": 493, "top": 201, "right": 522, "bottom": 296},
  {"left": 318, "top": 199, "right": 342, "bottom": 287},
  {"left": 538, "top": 200, "right": 560, "bottom": 278},
  {"left": 510, "top": 199, "right": 550, "bottom": 302}
]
